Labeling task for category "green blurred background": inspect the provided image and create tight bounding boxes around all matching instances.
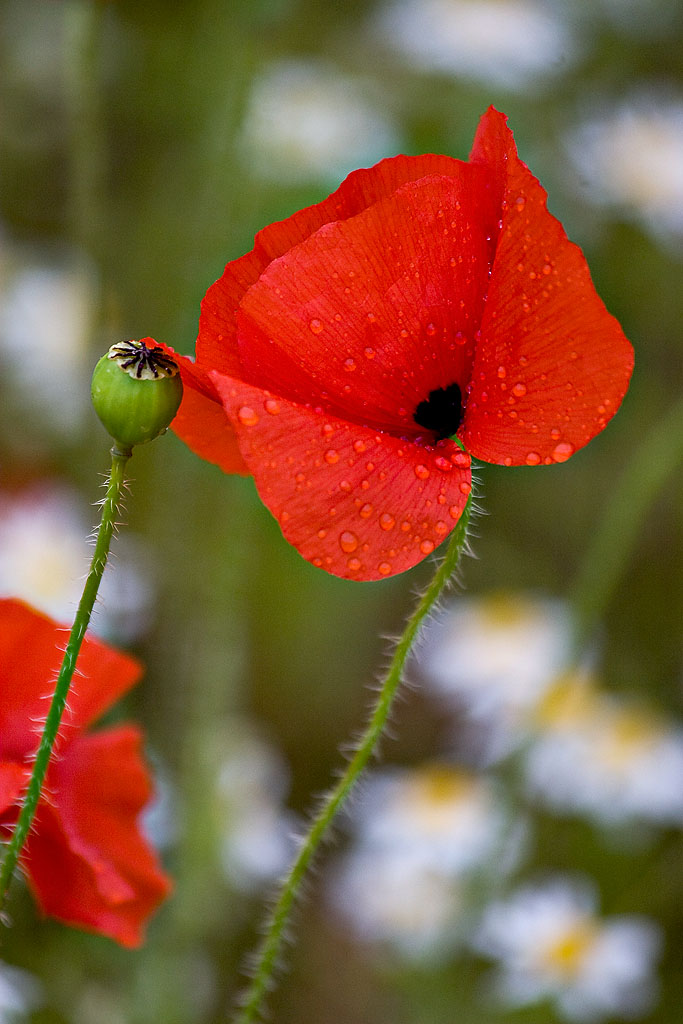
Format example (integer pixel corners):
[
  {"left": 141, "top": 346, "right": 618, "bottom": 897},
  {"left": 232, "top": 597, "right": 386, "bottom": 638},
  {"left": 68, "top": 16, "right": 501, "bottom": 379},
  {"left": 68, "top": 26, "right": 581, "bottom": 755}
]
[{"left": 0, "top": 1, "right": 682, "bottom": 1021}]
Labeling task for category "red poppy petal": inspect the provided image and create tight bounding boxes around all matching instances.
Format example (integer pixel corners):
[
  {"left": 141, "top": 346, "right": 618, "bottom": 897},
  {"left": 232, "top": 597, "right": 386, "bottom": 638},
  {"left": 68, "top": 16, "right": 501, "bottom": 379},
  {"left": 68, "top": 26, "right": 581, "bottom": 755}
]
[
  {"left": 0, "top": 600, "right": 142, "bottom": 760},
  {"left": 463, "top": 108, "right": 634, "bottom": 466},
  {"left": 197, "top": 153, "right": 472, "bottom": 371},
  {"left": 24, "top": 726, "right": 171, "bottom": 947},
  {"left": 0, "top": 762, "right": 29, "bottom": 817},
  {"left": 210, "top": 372, "right": 472, "bottom": 580},
  {"left": 235, "top": 172, "right": 495, "bottom": 433},
  {"left": 171, "top": 373, "right": 249, "bottom": 474}
]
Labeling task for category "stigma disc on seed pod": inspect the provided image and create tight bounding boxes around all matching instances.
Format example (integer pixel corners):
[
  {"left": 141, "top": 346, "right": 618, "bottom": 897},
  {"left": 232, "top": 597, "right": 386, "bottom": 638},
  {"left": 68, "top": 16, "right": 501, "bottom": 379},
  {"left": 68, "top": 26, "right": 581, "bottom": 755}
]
[{"left": 91, "top": 338, "right": 183, "bottom": 450}]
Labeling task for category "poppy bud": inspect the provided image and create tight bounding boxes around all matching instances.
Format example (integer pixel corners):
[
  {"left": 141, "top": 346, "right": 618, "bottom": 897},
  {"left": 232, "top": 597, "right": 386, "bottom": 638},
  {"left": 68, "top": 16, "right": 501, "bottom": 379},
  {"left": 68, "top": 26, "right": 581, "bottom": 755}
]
[{"left": 91, "top": 338, "right": 183, "bottom": 451}]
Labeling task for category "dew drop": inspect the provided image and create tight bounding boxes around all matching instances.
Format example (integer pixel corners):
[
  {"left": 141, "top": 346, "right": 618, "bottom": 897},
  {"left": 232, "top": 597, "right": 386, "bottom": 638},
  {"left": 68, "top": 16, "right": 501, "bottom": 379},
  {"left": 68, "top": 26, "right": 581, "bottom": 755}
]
[
  {"left": 324, "top": 449, "right": 339, "bottom": 464},
  {"left": 459, "top": 480, "right": 472, "bottom": 495},
  {"left": 550, "top": 427, "right": 561, "bottom": 440},
  {"left": 313, "top": 557, "right": 323, "bottom": 567},
  {"left": 264, "top": 398, "right": 281, "bottom": 415},
  {"left": 340, "top": 479, "right": 352, "bottom": 492},
  {"left": 344, "top": 358, "right": 357, "bottom": 372},
  {"left": 552, "top": 441, "right": 575, "bottom": 463},
  {"left": 515, "top": 196, "right": 526, "bottom": 211},
  {"left": 434, "top": 456, "right": 452, "bottom": 472},
  {"left": 339, "top": 531, "right": 359, "bottom": 553},
  {"left": 503, "top": 456, "right": 513, "bottom": 466},
  {"left": 525, "top": 451, "right": 541, "bottom": 466},
  {"left": 512, "top": 382, "right": 527, "bottom": 397},
  {"left": 366, "top": 312, "right": 377, "bottom": 324},
  {"left": 347, "top": 557, "right": 361, "bottom": 573},
  {"left": 449, "top": 505, "right": 461, "bottom": 519},
  {"left": 353, "top": 439, "right": 367, "bottom": 453},
  {"left": 363, "top": 347, "right": 376, "bottom": 359},
  {"left": 378, "top": 562, "right": 392, "bottom": 576},
  {"left": 425, "top": 323, "right": 437, "bottom": 337},
  {"left": 400, "top": 520, "right": 411, "bottom": 532},
  {"left": 309, "top": 318, "right": 323, "bottom": 334},
  {"left": 359, "top": 503, "right": 373, "bottom": 518},
  {"left": 435, "top": 521, "right": 448, "bottom": 535},
  {"left": 420, "top": 539, "right": 435, "bottom": 555},
  {"left": 238, "top": 406, "right": 259, "bottom": 426},
  {"left": 414, "top": 464, "right": 430, "bottom": 480},
  {"left": 497, "top": 365, "right": 507, "bottom": 379},
  {"left": 452, "top": 450, "right": 471, "bottom": 468},
  {"left": 317, "top": 529, "right": 327, "bottom": 539},
  {"left": 379, "top": 513, "right": 395, "bottom": 531},
  {"left": 542, "top": 263, "right": 552, "bottom": 275}
]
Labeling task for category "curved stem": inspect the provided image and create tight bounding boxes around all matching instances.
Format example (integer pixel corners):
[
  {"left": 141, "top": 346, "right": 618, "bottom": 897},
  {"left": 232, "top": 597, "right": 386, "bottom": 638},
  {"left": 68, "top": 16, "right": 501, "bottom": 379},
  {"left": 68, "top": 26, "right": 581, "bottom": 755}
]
[
  {"left": 570, "top": 394, "right": 683, "bottom": 649},
  {"left": 0, "top": 445, "right": 131, "bottom": 908},
  {"left": 234, "top": 494, "right": 473, "bottom": 1024}
]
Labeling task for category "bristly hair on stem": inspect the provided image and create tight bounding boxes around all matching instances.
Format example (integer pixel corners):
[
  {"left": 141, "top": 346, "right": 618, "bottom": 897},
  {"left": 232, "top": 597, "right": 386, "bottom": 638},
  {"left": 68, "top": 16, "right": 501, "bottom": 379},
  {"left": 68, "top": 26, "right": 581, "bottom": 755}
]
[
  {"left": 232, "top": 491, "right": 474, "bottom": 1024},
  {"left": 0, "top": 447, "right": 131, "bottom": 912}
]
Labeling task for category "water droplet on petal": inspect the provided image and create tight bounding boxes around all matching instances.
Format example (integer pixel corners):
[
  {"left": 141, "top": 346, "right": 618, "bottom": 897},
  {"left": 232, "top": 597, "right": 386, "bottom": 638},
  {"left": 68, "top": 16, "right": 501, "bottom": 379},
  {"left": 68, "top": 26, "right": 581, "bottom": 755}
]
[
  {"left": 353, "top": 439, "right": 367, "bottom": 453},
  {"left": 515, "top": 196, "right": 526, "bottom": 211},
  {"left": 324, "top": 449, "right": 339, "bottom": 465},
  {"left": 459, "top": 481, "right": 471, "bottom": 495},
  {"left": 420, "top": 539, "right": 435, "bottom": 555},
  {"left": 359, "top": 503, "right": 373, "bottom": 518},
  {"left": 339, "top": 531, "right": 358, "bottom": 553},
  {"left": 503, "top": 456, "right": 513, "bottom": 466},
  {"left": 425, "top": 323, "right": 437, "bottom": 337},
  {"left": 434, "top": 456, "right": 452, "bottom": 472},
  {"left": 497, "top": 366, "right": 507, "bottom": 379},
  {"left": 344, "top": 358, "right": 356, "bottom": 372},
  {"left": 379, "top": 513, "right": 395, "bottom": 531},
  {"left": 452, "top": 450, "right": 471, "bottom": 468},
  {"left": 378, "top": 562, "right": 392, "bottom": 576},
  {"left": 525, "top": 451, "right": 541, "bottom": 465},
  {"left": 512, "top": 383, "right": 527, "bottom": 397},
  {"left": 435, "top": 521, "right": 448, "bottom": 535},
  {"left": 309, "top": 318, "right": 323, "bottom": 334},
  {"left": 264, "top": 399, "right": 281, "bottom": 415},
  {"left": 449, "top": 505, "right": 461, "bottom": 519},
  {"left": 347, "top": 557, "right": 361, "bottom": 573},
  {"left": 414, "top": 464, "right": 430, "bottom": 480},
  {"left": 238, "top": 406, "right": 259, "bottom": 426},
  {"left": 552, "top": 441, "right": 575, "bottom": 463}
]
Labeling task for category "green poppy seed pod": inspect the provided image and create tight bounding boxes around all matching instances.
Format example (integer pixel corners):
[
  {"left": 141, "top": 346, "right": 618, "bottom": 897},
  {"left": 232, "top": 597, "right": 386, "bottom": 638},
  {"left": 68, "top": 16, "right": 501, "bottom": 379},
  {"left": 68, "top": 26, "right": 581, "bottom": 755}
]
[{"left": 91, "top": 339, "right": 183, "bottom": 452}]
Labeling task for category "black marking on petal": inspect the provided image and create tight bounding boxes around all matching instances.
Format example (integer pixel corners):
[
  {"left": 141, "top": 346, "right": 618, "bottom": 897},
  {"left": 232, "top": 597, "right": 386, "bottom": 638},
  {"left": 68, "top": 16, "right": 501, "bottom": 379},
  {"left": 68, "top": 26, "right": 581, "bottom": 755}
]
[
  {"left": 413, "top": 382, "right": 463, "bottom": 440},
  {"left": 108, "top": 340, "right": 179, "bottom": 380}
]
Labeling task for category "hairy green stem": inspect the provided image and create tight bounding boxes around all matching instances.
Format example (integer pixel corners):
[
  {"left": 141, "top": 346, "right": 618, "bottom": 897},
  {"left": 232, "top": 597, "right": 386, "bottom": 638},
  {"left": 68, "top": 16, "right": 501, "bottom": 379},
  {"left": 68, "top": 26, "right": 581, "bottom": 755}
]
[
  {"left": 570, "top": 394, "right": 683, "bottom": 648},
  {"left": 0, "top": 446, "right": 131, "bottom": 908},
  {"left": 234, "top": 494, "right": 473, "bottom": 1024}
]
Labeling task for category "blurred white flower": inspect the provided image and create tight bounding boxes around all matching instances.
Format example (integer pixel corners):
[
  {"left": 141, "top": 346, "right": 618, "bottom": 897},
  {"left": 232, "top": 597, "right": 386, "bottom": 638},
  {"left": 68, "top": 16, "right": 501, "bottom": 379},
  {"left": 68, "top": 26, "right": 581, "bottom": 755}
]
[
  {"left": 525, "top": 675, "right": 683, "bottom": 826},
  {"left": 474, "top": 877, "right": 661, "bottom": 1021},
  {"left": 0, "top": 257, "right": 96, "bottom": 436},
  {"left": 350, "top": 764, "right": 524, "bottom": 876},
  {"left": 0, "top": 961, "right": 42, "bottom": 1022},
  {"left": 375, "top": 0, "right": 577, "bottom": 90},
  {"left": 0, "top": 485, "right": 154, "bottom": 642},
  {"left": 329, "top": 845, "right": 463, "bottom": 959},
  {"left": 568, "top": 95, "right": 683, "bottom": 242},
  {"left": 240, "top": 60, "right": 400, "bottom": 183},
  {"left": 216, "top": 728, "right": 298, "bottom": 892},
  {"left": 328, "top": 763, "right": 525, "bottom": 959},
  {"left": 418, "top": 592, "right": 574, "bottom": 761}
]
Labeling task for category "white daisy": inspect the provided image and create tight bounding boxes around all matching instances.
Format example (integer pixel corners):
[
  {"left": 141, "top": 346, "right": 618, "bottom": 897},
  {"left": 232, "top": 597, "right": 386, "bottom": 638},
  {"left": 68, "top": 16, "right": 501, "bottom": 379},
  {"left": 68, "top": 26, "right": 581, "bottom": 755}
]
[
  {"left": 329, "top": 845, "right": 463, "bottom": 960},
  {"left": 568, "top": 93, "right": 683, "bottom": 242},
  {"left": 215, "top": 727, "right": 298, "bottom": 892},
  {"left": 0, "top": 484, "right": 154, "bottom": 641},
  {"left": 240, "top": 60, "right": 400, "bottom": 184},
  {"left": 525, "top": 675, "right": 683, "bottom": 826},
  {"left": 417, "top": 592, "right": 574, "bottom": 761},
  {"left": 375, "top": 0, "right": 577, "bottom": 91},
  {"left": 474, "top": 877, "right": 661, "bottom": 1021}
]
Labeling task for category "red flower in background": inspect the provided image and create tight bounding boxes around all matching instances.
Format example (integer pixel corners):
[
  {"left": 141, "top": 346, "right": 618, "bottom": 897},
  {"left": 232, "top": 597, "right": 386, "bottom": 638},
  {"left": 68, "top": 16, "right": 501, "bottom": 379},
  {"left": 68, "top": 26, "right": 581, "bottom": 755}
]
[
  {"left": 0, "top": 599, "right": 171, "bottom": 947},
  {"left": 169, "top": 108, "right": 633, "bottom": 580}
]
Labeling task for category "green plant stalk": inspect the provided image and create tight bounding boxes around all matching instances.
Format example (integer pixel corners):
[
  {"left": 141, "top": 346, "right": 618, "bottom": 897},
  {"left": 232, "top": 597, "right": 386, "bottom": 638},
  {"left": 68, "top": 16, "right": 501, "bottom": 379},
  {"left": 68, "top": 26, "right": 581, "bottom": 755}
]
[
  {"left": 570, "top": 393, "right": 683, "bottom": 649},
  {"left": 0, "top": 445, "right": 131, "bottom": 908},
  {"left": 234, "top": 493, "right": 473, "bottom": 1024}
]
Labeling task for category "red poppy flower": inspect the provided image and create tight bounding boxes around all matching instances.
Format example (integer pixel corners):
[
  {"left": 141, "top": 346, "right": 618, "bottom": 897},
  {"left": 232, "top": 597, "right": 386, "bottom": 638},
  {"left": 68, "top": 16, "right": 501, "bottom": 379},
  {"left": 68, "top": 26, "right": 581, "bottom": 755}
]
[
  {"left": 0, "top": 599, "right": 171, "bottom": 947},
  {"left": 169, "top": 107, "right": 633, "bottom": 580}
]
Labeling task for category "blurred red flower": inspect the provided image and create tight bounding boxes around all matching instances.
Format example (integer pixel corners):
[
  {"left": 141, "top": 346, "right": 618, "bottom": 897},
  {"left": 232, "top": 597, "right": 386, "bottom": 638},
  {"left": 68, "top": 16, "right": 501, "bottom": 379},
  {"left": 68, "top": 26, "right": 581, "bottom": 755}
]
[
  {"left": 170, "top": 108, "right": 633, "bottom": 580},
  {"left": 0, "top": 599, "right": 171, "bottom": 947}
]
